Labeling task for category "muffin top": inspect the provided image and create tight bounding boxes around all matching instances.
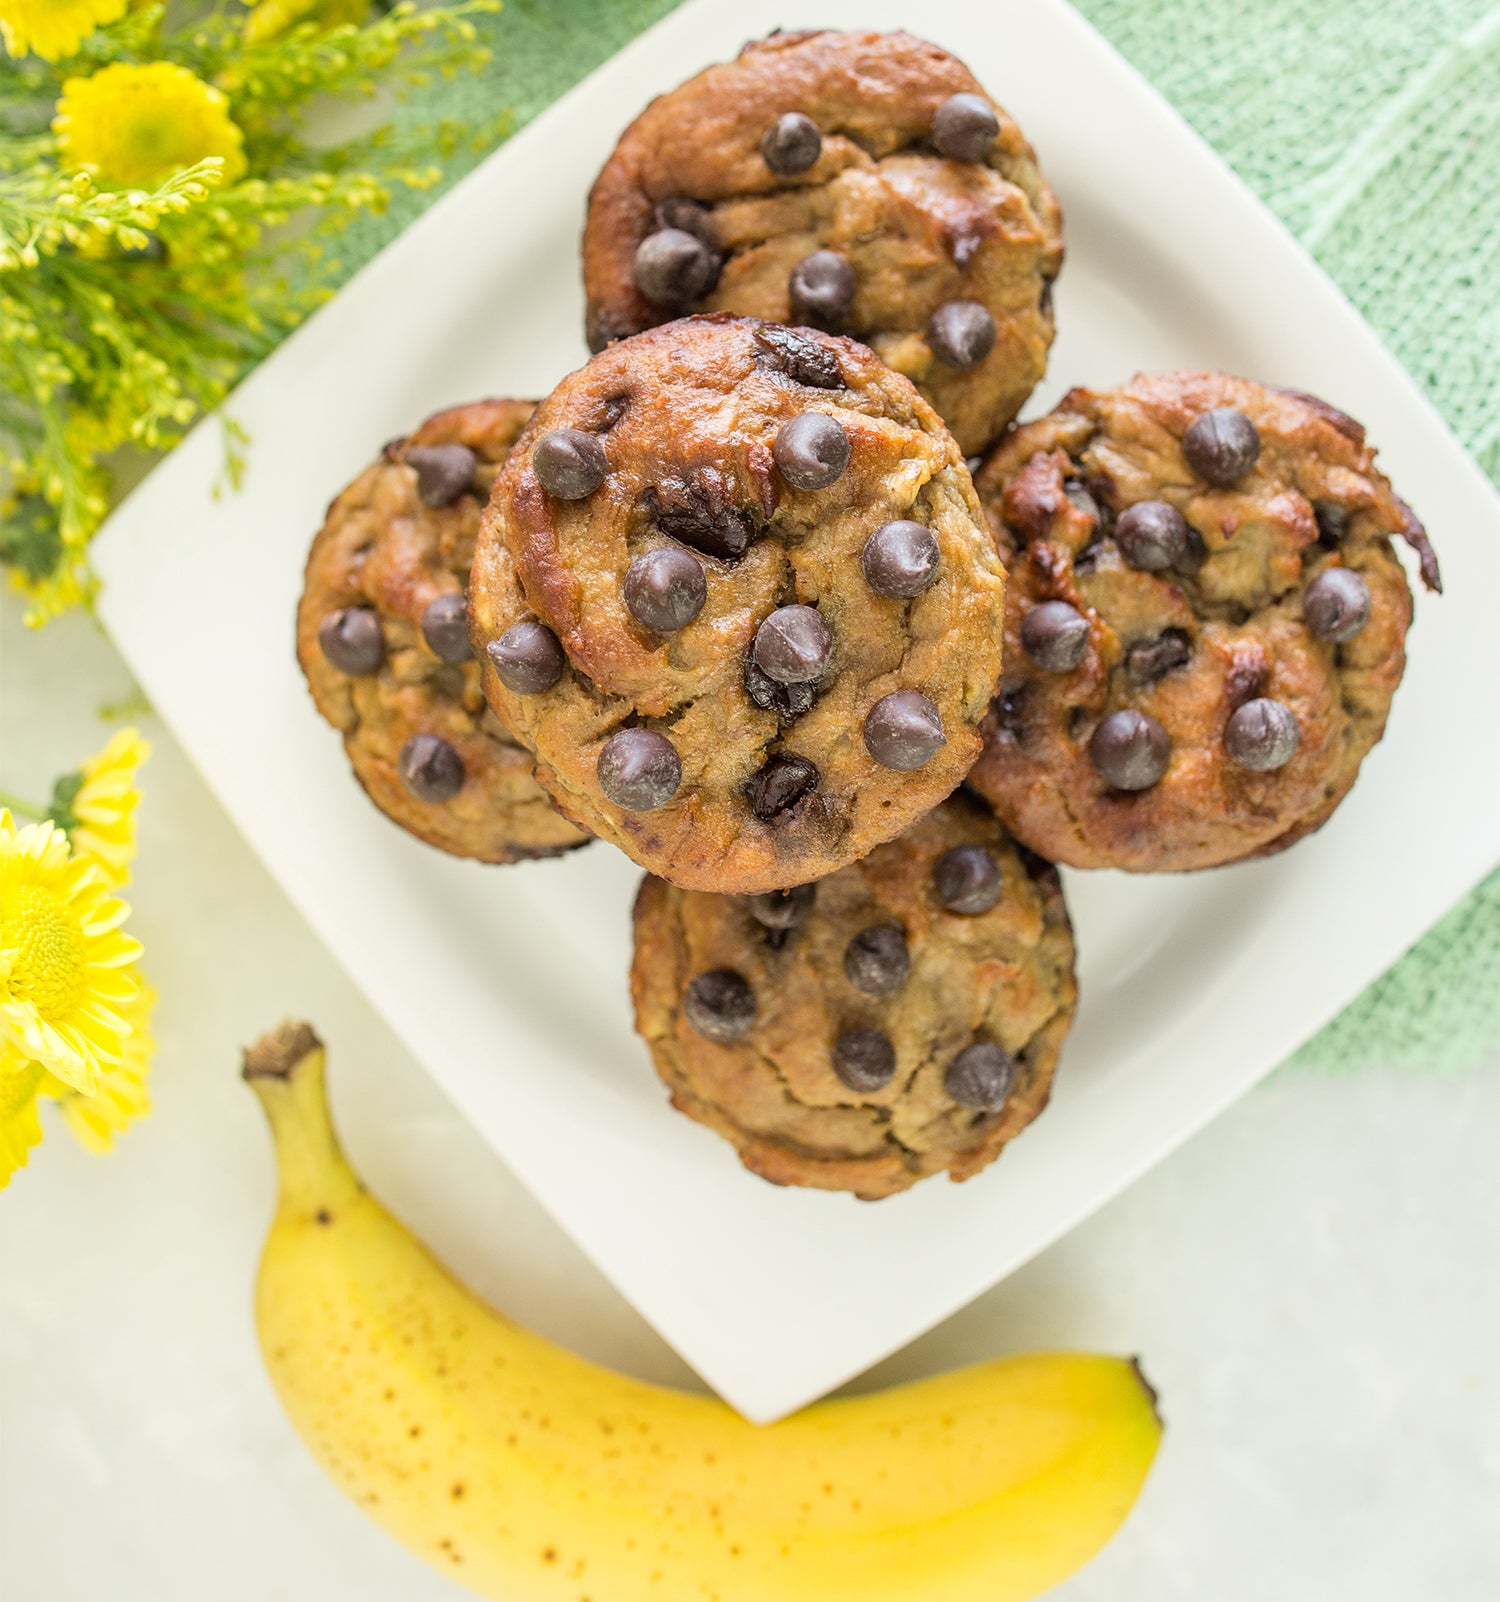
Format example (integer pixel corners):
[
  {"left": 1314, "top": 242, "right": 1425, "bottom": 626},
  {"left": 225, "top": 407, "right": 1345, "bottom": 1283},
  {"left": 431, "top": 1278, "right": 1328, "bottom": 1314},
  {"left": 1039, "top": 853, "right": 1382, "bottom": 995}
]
[
  {"left": 296, "top": 399, "right": 589, "bottom": 863},
  {"left": 468, "top": 315, "right": 1006, "bottom": 893},
  {"left": 631, "top": 792, "right": 1077, "bottom": 1200},
  {"left": 968, "top": 371, "right": 1438, "bottom": 872},
  {"left": 583, "top": 28, "right": 1062, "bottom": 455}
]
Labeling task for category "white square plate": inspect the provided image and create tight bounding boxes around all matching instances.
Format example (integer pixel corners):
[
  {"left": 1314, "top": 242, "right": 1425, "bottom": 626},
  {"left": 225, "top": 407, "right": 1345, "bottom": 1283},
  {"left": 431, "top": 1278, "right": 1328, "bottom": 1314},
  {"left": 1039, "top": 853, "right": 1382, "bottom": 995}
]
[{"left": 94, "top": 0, "right": 1500, "bottom": 1421}]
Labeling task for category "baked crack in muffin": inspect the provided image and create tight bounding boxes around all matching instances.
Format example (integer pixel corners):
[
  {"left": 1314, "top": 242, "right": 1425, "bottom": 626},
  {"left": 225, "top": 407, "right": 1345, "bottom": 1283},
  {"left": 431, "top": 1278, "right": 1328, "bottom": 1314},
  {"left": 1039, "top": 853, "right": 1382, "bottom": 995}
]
[
  {"left": 583, "top": 29, "right": 1063, "bottom": 455},
  {"left": 630, "top": 792, "right": 1076, "bottom": 1199},
  {"left": 968, "top": 372, "right": 1440, "bottom": 872},
  {"left": 297, "top": 400, "right": 591, "bottom": 863},
  {"left": 467, "top": 315, "right": 1007, "bottom": 894}
]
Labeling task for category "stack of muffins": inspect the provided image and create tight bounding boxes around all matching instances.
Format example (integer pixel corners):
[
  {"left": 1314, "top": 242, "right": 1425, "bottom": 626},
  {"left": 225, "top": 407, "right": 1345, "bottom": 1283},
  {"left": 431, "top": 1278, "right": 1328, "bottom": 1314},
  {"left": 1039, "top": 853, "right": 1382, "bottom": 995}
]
[{"left": 297, "top": 30, "right": 1439, "bottom": 1200}]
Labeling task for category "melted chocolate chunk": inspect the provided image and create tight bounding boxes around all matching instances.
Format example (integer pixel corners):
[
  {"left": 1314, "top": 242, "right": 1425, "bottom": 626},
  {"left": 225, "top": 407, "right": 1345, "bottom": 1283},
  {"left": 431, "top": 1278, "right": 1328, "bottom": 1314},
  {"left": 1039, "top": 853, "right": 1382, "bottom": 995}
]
[
  {"left": 1314, "top": 500, "right": 1350, "bottom": 549},
  {"left": 646, "top": 467, "right": 760, "bottom": 561},
  {"left": 745, "top": 753, "right": 819, "bottom": 821},
  {"left": 1125, "top": 629, "right": 1192, "bottom": 686},
  {"left": 744, "top": 654, "right": 820, "bottom": 721},
  {"left": 752, "top": 324, "right": 843, "bottom": 389}
]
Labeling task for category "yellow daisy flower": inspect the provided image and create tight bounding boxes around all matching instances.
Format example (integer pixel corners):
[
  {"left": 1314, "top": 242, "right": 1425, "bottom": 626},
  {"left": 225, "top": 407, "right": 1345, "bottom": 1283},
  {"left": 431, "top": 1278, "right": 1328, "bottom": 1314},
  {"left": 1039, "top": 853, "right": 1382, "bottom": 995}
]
[
  {"left": 0, "top": 0, "right": 126, "bottom": 63},
  {"left": 50, "top": 727, "right": 150, "bottom": 889},
  {"left": 0, "top": 812, "right": 143, "bottom": 1098},
  {"left": 54, "top": 61, "right": 247, "bottom": 190},
  {"left": 45, "top": 976, "right": 155, "bottom": 1153},
  {"left": 0, "top": 1058, "right": 45, "bottom": 1190}
]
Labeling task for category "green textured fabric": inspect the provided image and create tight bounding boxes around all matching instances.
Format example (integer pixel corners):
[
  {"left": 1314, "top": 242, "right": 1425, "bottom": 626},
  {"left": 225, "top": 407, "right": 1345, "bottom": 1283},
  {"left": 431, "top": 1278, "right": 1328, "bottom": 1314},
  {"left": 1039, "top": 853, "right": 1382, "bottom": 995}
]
[{"left": 348, "top": 0, "right": 1500, "bottom": 1073}]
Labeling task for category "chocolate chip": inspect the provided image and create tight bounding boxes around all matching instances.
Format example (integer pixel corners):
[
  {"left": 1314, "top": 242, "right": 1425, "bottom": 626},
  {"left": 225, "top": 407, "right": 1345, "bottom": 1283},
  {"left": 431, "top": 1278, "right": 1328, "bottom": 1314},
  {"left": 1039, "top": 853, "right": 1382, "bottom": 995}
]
[
  {"left": 928, "top": 301, "right": 995, "bottom": 370},
  {"left": 1063, "top": 478, "right": 1102, "bottom": 527},
  {"left": 399, "top": 733, "right": 463, "bottom": 803},
  {"left": 861, "top": 520, "right": 939, "bottom": 598},
  {"left": 832, "top": 1028, "right": 896, "bottom": 1092},
  {"left": 992, "top": 683, "right": 1027, "bottom": 739},
  {"left": 1116, "top": 500, "right": 1190, "bottom": 571},
  {"left": 761, "top": 111, "right": 822, "bottom": 175},
  {"left": 646, "top": 468, "right": 759, "bottom": 562},
  {"left": 533, "top": 429, "right": 607, "bottom": 500},
  {"left": 1126, "top": 629, "right": 1192, "bottom": 686},
  {"left": 1089, "top": 709, "right": 1170, "bottom": 790},
  {"left": 1225, "top": 698, "right": 1299, "bottom": 771},
  {"left": 773, "top": 413, "right": 850, "bottom": 490},
  {"left": 406, "top": 444, "right": 476, "bottom": 508},
  {"left": 933, "top": 844, "right": 1003, "bottom": 915},
  {"left": 1314, "top": 500, "right": 1350, "bottom": 548},
  {"left": 931, "top": 92, "right": 1000, "bottom": 162},
  {"left": 623, "top": 547, "right": 706, "bottom": 633},
  {"left": 744, "top": 654, "right": 819, "bottom": 721},
  {"left": 1020, "top": 601, "right": 1090, "bottom": 673},
  {"left": 653, "top": 196, "right": 716, "bottom": 246},
  {"left": 752, "top": 324, "right": 844, "bottom": 389},
  {"left": 597, "top": 727, "right": 681, "bottom": 810},
  {"left": 844, "top": 925, "right": 910, "bottom": 996},
  {"left": 1304, "top": 567, "right": 1371, "bottom": 643},
  {"left": 633, "top": 228, "right": 719, "bottom": 308},
  {"left": 319, "top": 607, "right": 383, "bottom": 675},
  {"left": 752, "top": 605, "right": 832, "bottom": 685},
  {"left": 863, "top": 691, "right": 945, "bottom": 770},
  {"left": 944, "top": 1041, "right": 1016, "bottom": 1110},
  {"left": 588, "top": 306, "right": 642, "bottom": 353},
  {"left": 789, "top": 250, "right": 855, "bottom": 327},
  {"left": 747, "top": 883, "right": 815, "bottom": 931},
  {"left": 746, "top": 753, "right": 818, "bottom": 820},
  {"left": 1182, "top": 407, "right": 1261, "bottom": 485},
  {"left": 684, "top": 970, "right": 756, "bottom": 1042},
  {"left": 486, "top": 621, "right": 565, "bottom": 694},
  {"left": 420, "top": 593, "right": 472, "bottom": 663}
]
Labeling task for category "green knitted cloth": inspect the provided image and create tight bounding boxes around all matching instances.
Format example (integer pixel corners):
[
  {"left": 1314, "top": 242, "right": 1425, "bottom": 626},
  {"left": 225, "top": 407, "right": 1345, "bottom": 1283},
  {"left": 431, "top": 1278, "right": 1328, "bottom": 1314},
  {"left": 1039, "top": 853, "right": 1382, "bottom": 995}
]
[{"left": 354, "top": 0, "right": 1500, "bottom": 1073}]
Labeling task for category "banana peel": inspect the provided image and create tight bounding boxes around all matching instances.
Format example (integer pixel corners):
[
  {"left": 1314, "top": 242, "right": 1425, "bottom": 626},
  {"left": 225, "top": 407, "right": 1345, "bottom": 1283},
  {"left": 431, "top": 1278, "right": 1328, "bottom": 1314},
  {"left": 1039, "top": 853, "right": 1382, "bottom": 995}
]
[{"left": 245, "top": 1021, "right": 1161, "bottom": 1601}]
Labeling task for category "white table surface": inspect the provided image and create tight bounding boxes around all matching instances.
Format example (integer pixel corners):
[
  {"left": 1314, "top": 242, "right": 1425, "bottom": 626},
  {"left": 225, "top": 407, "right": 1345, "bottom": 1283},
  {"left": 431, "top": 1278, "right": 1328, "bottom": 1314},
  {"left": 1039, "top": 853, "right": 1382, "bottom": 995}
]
[{"left": 3, "top": 585, "right": 1497, "bottom": 1598}]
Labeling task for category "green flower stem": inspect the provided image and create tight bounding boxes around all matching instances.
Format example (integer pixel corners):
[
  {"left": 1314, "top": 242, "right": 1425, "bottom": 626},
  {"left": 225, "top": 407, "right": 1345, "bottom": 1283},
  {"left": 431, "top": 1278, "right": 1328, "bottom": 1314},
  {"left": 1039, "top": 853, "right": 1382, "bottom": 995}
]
[{"left": 0, "top": 788, "right": 47, "bottom": 820}]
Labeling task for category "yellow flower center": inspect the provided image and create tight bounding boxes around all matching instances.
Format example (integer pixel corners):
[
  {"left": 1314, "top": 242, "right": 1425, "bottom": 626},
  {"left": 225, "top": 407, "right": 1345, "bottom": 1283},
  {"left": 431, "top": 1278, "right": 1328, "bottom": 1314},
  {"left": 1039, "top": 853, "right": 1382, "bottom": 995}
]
[{"left": 2, "top": 883, "right": 85, "bottom": 1022}]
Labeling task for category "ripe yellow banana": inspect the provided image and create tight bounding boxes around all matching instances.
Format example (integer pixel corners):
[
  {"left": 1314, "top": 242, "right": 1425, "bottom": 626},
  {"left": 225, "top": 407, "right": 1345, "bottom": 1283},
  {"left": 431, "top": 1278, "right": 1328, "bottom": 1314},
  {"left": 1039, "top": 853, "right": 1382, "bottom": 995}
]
[{"left": 246, "top": 1021, "right": 1161, "bottom": 1602}]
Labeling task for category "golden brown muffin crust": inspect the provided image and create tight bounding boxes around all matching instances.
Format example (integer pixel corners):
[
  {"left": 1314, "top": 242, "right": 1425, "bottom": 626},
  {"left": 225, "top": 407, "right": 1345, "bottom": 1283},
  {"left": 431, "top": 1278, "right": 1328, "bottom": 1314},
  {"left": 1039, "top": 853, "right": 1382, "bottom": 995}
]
[
  {"left": 583, "top": 29, "right": 1063, "bottom": 454},
  {"left": 296, "top": 400, "right": 590, "bottom": 863},
  {"left": 968, "top": 372, "right": 1438, "bottom": 872},
  {"left": 468, "top": 316, "right": 1007, "bottom": 894},
  {"left": 631, "top": 794, "right": 1077, "bottom": 1199}
]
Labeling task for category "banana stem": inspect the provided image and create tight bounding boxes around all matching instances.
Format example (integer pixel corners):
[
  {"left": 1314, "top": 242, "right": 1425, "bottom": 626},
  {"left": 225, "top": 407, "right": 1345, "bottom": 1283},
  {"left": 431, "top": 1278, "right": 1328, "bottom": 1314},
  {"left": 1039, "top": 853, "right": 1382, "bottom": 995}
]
[{"left": 243, "top": 1021, "right": 362, "bottom": 1218}]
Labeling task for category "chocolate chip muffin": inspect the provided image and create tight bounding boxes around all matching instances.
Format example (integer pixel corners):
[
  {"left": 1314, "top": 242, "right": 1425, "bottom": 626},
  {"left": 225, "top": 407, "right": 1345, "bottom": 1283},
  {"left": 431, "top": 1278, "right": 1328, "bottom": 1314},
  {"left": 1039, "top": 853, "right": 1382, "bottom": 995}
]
[
  {"left": 630, "top": 792, "right": 1076, "bottom": 1200},
  {"left": 583, "top": 29, "right": 1062, "bottom": 456},
  {"left": 968, "top": 372, "right": 1441, "bottom": 872},
  {"left": 467, "top": 315, "right": 1007, "bottom": 894},
  {"left": 297, "top": 400, "right": 590, "bottom": 863}
]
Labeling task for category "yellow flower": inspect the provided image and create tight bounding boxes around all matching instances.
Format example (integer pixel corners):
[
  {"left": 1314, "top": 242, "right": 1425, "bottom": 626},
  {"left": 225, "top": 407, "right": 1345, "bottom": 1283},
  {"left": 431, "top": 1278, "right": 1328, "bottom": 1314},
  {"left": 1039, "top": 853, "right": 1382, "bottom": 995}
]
[
  {"left": 54, "top": 61, "right": 247, "bottom": 190},
  {"left": 51, "top": 727, "right": 150, "bottom": 889},
  {"left": 0, "top": 0, "right": 126, "bottom": 62},
  {"left": 243, "top": 0, "right": 368, "bottom": 45},
  {"left": 0, "top": 1059, "right": 45, "bottom": 1190},
  {"left": 46, "top": 977, "right": 155, "bottom": 1153},
  {"left": 0, "top": 812, "right": 143, "bottom": 1097}
]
